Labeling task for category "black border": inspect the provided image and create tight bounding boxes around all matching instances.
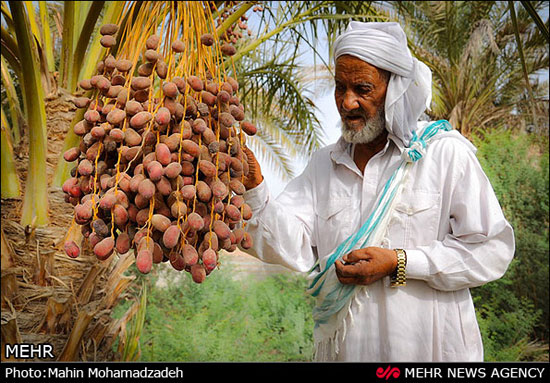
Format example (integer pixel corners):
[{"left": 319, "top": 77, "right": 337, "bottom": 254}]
[{"left": 1, "top": 361, "right": 549, "bottom": 382}]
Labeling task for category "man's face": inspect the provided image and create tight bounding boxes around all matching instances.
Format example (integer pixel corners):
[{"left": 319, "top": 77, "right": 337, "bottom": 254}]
[{"left": 334, "top": 54, "right": 389, "bottom": 143}]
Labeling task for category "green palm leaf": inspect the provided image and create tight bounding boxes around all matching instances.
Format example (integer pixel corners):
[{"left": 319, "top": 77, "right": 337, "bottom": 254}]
[{"left": 398, "top": 0, "right": 548, "bottom": 137}]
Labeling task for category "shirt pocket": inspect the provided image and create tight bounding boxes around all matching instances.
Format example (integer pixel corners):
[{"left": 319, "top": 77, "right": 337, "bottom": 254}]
[
  {"left": 315, "top": 198, "right": 355, "bottom": 256},
  {"left": 388, "top": 190, "right": 441, "bottom": 248}
]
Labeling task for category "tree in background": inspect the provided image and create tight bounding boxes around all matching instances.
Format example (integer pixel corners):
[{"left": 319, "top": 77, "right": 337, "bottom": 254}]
[
  {"left": 393, "top": 1, "right": 548, "bottom": 138},
  {"left": 474, "top": 130, "right": 548, "bottom": 360},
  {"left": 1, "top": 1, "right": 124, "bottom": 223}
]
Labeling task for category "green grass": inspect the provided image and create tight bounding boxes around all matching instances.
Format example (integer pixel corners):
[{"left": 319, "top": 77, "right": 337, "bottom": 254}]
[{"left": 115, "top": 264, "right": 316, "bottom": 362}]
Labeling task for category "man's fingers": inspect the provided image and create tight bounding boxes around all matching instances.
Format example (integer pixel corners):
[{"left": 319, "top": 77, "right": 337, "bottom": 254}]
[
  {"left": 335, "top": 259, "right": 365, "bottom": 278},
  {"left": 241, "top": 145, "right": 264, "bottom": 190},
  {"left": 336, "top": 275, "right": 358, "bottom": 285},
  {"left": 343, "top": 249, "right": 371, "bottom": 263},
  {"left": 335, "top": 261, "right": 357, "bottom": 284},
  {"left": 243, "top": 145, "right": 258, "bottom": 163}
]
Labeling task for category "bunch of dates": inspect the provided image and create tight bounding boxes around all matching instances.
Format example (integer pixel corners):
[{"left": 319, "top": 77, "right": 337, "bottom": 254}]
[{"left": 63, "top": 24, "right": 256, "bottom": 283}]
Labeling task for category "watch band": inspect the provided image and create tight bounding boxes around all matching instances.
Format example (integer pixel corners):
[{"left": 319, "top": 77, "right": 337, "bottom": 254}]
[{"left": 391, "top": 249, "right": 407, "bottom": 287}]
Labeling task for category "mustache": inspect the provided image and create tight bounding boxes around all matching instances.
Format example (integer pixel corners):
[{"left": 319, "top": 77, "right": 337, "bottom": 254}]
[
  {"left": 340, "top": 107, "right": 385, "bottom": 122},
  {"left": 341, "top": 111, "right": 366, "bottom": 119}
]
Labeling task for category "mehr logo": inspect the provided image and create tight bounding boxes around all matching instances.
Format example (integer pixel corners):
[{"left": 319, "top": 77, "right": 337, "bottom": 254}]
[
  {"left": 376, "top": 365, "right": 401, "bottom": 380},
  {"left": 4, "top": 343, "right": 54, "bottom": 359}
]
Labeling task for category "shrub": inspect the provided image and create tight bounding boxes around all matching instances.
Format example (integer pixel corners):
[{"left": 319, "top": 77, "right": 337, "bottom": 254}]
[
  {"left": 117, "top": 266, "right": 315, "bottom": 362},
  {"left": 472, "top": 129, "right": 549, "bottom": 360}
]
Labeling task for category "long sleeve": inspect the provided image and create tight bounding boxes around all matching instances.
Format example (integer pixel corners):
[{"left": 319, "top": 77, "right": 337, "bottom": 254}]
[
  {"left": 405, "top": 147, "right": 515, "bottom": 291},
  {"left": 242, "top": 165, "right": 317, "bottom": 273}
]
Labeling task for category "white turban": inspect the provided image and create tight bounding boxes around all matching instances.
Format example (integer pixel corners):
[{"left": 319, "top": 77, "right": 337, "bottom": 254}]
[{"left": 333, "top": 21, "right": 432, "bottom": 146}]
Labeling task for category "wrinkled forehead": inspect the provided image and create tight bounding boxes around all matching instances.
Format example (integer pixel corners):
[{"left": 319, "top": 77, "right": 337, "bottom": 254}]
[{"left": 335, "top": 54, "right": 389, "bottom": 83}]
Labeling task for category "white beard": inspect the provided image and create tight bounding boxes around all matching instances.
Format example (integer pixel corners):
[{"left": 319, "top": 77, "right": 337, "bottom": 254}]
[{"left": 340, "top": 108, "right": 386, "bottom": 144}]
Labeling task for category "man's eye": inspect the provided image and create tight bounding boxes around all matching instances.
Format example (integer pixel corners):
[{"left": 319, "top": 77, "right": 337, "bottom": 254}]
[
  {"left": 335, "top": 83, "right": 345, "bottom": 92},
  {"left": 357, "top": 85, "right": 372, "bottom": 94}
]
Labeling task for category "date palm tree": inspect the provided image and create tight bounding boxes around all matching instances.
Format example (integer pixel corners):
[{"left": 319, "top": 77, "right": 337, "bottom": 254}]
[
  {"left": 391, "top": 1, "right": 549, "bottom": 137},
  {"left": 1, "top": 0, "right": 385, "bottom": 361},
  {"left": 1, "top": 1, "right": 140, "bottom": 362}
]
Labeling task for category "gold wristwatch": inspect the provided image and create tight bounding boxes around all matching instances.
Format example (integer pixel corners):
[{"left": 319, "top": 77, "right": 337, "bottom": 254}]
[{"left": 390, "top": 249, "right": 407, "bottom": 287}]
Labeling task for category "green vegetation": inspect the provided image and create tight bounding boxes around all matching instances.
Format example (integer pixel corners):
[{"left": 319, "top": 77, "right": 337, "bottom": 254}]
[
  {"left": 473, "top": 129, "right": 549, "bottom": 361},
  {"left": 115, "top": 266, "right": 315, "bottom": 362}
]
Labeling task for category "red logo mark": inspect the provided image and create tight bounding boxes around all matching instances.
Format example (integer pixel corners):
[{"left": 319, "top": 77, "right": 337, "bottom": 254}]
[{"left": 376, "top": 365, "right": 401, "bottom": 380}]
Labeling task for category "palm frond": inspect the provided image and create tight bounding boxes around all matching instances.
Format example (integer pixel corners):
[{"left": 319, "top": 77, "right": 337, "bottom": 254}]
[
  {"left": 398, "top": 0, "right": 549, "bottom": 137},
  {"left": 238, "top": 48, "right": 325, "bottom": 155},
  {"left": 520, "top": 0, "right": 549, "bottom": 42},
  {"left": 1, "top": 107, "right": 21, "bottom": 198},
  {"left": 247, "top": 125, "right": 297, "bottom": 181}
]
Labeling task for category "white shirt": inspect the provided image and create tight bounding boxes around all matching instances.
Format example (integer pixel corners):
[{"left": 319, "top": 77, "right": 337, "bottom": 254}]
[{"left": 243, "top": 125, "right": 515, "bottom": 362}]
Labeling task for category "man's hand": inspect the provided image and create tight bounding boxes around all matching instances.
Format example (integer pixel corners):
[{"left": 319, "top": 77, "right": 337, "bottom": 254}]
[
  {"left": 242, "top": 145, "right": 263, "bottom": 190},
  {"left": 334, "top": 247, "right": 398, "bottom": 285}
]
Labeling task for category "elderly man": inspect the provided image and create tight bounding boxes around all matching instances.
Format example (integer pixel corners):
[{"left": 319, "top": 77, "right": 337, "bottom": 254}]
[{"left": 240, "top": 21, "right": 514, "bottom": 362}]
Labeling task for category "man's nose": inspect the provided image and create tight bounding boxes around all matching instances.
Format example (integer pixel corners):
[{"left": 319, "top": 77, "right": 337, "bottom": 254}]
[{"left": 341, "top": 90, "right": 360, "bottom": 112}]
